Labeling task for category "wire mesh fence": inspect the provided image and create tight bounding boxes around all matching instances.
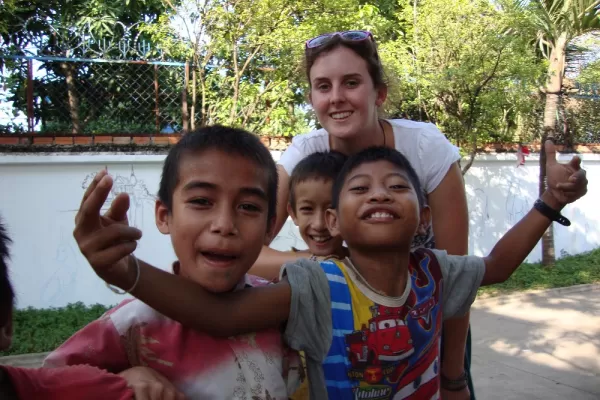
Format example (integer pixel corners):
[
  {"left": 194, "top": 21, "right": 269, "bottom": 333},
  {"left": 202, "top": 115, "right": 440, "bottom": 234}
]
[
  {"left": 0, "top": 55, "right": 598, "bottom": 145},
  {"left": 0, "top": 55, "right": 190, "bottom": 135}
]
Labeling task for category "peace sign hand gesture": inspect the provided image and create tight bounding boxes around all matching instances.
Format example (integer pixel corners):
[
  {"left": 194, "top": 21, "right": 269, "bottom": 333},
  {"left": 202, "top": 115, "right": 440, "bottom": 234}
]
[{"left": 73, "top": 169, "right": 142, "bottom": 287}]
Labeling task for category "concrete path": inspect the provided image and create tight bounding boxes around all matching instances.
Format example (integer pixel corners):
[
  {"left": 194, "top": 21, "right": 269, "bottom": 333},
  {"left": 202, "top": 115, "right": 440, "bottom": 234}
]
[
  {"left": 0, "top": 352, "right": 48, "bottom": 368},
  {"left": 470, "top": 284, "right": 600, "bottom": 399},
  {"left": 1, "top": 284, "right": 599, "bottom": 399}
]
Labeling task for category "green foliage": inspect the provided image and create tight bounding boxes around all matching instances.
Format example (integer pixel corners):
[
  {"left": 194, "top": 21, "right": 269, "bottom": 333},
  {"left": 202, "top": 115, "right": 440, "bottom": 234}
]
[
  {"left": 0, "top": 302, "right": 111, "bottom": 356},
  {"left": 478, "top": 247, "right": 600, "bottom": 297},
  {"left": 576, "top": 58, "right": 600, "bottom": 84},
  {"left": 144, "top": 0, "right": 390, "bottom": 136},
  {"left": 39, "top": 118, "right": 157, "bottom": 135},
  {"left": 381, "top": 0, "right": 544, "bottom": 173},
  {"left": 1, "top": 0, "right": 599, "bottom": 144}
]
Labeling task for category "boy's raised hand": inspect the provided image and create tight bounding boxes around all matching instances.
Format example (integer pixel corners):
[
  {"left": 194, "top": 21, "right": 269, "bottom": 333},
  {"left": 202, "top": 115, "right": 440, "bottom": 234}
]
[
  {"left": 544, "top": 140, "right": 588, "bottom": 207},
  {"left": 73, "top": 169, "right": 142, "bottom": 284}
]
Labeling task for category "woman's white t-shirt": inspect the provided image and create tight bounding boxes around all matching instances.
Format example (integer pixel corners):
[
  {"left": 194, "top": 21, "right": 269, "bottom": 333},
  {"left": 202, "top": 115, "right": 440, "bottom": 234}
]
[{"left": 278, "top": 119, "right": 460, "bottom": 195}]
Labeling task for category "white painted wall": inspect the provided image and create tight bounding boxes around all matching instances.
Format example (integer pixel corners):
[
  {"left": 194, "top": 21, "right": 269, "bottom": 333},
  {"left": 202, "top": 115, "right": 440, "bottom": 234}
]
[{"left": 1, "top": 151, "right": 598, "bottom": 309}]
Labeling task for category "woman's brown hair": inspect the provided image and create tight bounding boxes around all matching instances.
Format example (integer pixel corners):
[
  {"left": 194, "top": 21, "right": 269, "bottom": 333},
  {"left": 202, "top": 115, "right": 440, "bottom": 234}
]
[{"left": 304, "top": 34, "right": 387, "bottom": 89}]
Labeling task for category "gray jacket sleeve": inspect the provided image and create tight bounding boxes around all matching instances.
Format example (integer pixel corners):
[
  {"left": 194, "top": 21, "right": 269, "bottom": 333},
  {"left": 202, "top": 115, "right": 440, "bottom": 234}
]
[
  {"left": 430, "top": 249, "right": 486, "bottom": 319},
  {"left": 280, "top": 258, "right": 332, "bottom": 400}
]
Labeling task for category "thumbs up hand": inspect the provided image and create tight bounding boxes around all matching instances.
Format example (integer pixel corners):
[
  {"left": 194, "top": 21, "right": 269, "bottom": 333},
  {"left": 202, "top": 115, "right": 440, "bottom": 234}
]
[{"left": 544, "top": 140, "right": 588, "bottom": 208}]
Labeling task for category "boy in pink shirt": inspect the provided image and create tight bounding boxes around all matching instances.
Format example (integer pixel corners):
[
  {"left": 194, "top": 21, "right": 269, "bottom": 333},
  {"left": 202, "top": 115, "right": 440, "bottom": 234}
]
[{"left": 44, "top": 126, "right": 302, "bottom": 399}]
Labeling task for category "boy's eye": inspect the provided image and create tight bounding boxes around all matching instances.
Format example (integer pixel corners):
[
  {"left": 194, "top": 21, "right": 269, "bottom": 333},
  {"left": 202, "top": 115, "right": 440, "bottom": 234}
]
[
  {"left": 349, "top": 186, "right": 368, "bottom": 192},
  {"left": 345, "top": 80, "right": 359, "bottom": 88},
  {"left": 190, "top": 198, "right": 211, "bottom": 206},
  {"left": 239, "top": 203, "right": 261, "bottom": 212},
  {"left": 390, "top": 184, "right": 409, "bottom": 190},
  {"left": 299, "top": 206, "right": 313, "bottom": 213}
]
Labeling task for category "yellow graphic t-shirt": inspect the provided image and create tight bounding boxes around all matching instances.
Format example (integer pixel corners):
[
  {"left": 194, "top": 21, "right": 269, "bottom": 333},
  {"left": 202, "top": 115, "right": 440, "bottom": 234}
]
[{"left": 321, "top": 250, "right": 444, "bottom": 399}]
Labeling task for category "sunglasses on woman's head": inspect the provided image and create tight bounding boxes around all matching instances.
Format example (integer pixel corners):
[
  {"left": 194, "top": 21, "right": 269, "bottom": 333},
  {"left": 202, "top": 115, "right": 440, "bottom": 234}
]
[{"left": 305, "top": 30, "right": 373, "bottom": 49}]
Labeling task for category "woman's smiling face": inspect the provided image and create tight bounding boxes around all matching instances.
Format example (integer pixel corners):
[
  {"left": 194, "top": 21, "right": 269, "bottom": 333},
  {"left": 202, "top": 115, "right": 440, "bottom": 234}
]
[{"left": 309, "top": 46, "right": 387, "bottom": 142}]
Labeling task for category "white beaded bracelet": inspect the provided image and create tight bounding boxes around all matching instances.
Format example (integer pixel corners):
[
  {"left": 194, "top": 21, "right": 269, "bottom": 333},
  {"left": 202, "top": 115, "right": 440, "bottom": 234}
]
[{"left": 106, "top": 256, "right": 141, "bottom": 295}]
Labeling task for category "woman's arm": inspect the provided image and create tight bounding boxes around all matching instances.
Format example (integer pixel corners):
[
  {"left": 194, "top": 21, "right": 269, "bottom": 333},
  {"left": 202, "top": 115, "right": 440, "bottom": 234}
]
[
  {"left": 249, "top": 246, "right": 312, "bottom": 281},
  {"left": 429, "top": 163, "right": 469, "bottom": 256},
  {"left": 428, "top": 162, "right": 471, "bottom": 383},
  {"left": 269, "top": 165, "right": 292, "bottom": 241},
  {"left": 253, "top": 164, "right": 302, "bottom": 281}
]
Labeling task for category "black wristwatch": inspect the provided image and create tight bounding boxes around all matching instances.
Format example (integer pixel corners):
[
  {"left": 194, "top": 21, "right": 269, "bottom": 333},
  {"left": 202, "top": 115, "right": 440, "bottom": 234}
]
[{"left": 533, "top": 199, "right": 571, "bottom": 226}]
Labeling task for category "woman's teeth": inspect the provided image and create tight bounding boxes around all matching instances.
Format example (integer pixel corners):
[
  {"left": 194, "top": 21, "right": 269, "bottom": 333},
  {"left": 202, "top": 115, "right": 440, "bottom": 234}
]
[{"left": 331, "top": 111, "right": 352, "bottom": 120}]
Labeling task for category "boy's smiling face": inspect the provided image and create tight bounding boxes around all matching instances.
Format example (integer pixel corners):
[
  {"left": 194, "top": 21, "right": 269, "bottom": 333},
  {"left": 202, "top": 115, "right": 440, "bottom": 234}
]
[
  {"left": 156, "top": 149, "right": 273, "bottom": 293},
  {"left": 327, "top": 160, "right": 429, "bottom": 250},
  {"left": 289, "top": 178, "right": 345, "bottom": 257}
]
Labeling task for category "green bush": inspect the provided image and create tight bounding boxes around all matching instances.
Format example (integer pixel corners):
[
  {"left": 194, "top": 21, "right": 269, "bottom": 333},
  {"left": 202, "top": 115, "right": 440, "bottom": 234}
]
[
  {"left": 1, "top": 302, "right": 111, "bottom": 356},
  {"left": 478, "top": 248, "right": 600, "bottom": 297},
  {"left": 38, "top": 117, "right": 158, "bottom": 134}
]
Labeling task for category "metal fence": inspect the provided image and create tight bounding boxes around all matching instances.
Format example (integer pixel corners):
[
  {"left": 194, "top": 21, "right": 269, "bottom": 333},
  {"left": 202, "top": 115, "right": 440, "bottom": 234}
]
[{"left": 0, "top": 55, "right": 191, "bottom": 135}]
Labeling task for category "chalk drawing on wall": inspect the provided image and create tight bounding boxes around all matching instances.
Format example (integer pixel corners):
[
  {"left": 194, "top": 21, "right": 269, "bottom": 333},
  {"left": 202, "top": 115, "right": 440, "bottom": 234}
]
[
  {"left": 470, "top": 188, "right": 490, "bottom": 238},
  {"left": 505, "top": 176, "right": 531, "bottom": 224},
  {"left": 80, "top": 165, "right": 156, "bottom": 229},
  {"left": 39, "top": 227, "right": 79, "bottom": 305},
  {"left": 270, "top": 221, "right": 305, "bottom": 251}
]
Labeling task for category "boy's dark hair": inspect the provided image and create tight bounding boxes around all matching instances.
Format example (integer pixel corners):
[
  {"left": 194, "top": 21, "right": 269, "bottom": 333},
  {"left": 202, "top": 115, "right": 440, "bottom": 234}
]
[
  {"left": 289, "top": 151, "right": 348, "bottom": 210},
  {"left": 157, "top": 125, "right": 278, "bottom": 226},
  {"left": 0, "top": 217, "right": 14, "bottom": 328},
  {"left": 332, "top": 147, "right": 425, "bottom": 209}
]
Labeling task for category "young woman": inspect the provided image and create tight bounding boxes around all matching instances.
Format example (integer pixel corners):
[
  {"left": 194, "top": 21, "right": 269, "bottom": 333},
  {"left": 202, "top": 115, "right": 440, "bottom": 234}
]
[{"left": 262, "top": 30, "right": 474, "bottom": 399}]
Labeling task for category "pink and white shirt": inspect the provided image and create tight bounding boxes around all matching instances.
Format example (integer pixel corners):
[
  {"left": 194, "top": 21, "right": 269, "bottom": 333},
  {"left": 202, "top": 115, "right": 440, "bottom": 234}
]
[{"left": 44, "top": 275, "right": 302, "bottom": 400}]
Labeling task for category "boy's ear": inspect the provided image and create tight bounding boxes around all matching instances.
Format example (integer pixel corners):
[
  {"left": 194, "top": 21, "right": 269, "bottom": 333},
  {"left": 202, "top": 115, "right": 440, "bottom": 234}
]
[
  {"left": 0, "top": 313, "right": 12, "bottom": 351},
  {"left": 287, "top": 203, "right": 299, "bottom": 226},
  {"left": 264, "top": 216, "right": 277, "bottom": 245},
  {"left": 325, "top": 208, "right": 340, "bottom": 237},
  {"left": 155, "top": 200, "right": 170, "bottom": 234},
  {"left": 417, "top": 205, "right": 432, "bottom": 236}
]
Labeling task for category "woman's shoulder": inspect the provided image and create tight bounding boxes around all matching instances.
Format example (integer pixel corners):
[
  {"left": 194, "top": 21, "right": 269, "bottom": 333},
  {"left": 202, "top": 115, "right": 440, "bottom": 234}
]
[
  {"left": 289, "top": 127, "right": 330, "bottom": 148},
  {"left": 388, "top": 118, "right": 456, "bottom": 151},
  {"left": 387, "top": 118, "right": 443, "bottom": 138},
  {"left": 278, "top": 128, "right": 330, "bottom": 174},
  {"left": 386, "top": 118, "right": 460, "bottom": 193}
]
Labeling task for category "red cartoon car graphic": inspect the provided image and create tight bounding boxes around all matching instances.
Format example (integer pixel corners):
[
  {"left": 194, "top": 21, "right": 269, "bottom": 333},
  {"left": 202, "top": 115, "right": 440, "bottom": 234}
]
[{"left": 346, "top": 305, "right": 414, "bottom": 367}]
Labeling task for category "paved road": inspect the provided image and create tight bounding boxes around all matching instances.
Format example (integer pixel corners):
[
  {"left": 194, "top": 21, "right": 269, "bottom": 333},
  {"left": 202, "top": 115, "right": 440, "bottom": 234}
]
[{"left": 470, "top": 284, "right": 600, "bottom": 400}]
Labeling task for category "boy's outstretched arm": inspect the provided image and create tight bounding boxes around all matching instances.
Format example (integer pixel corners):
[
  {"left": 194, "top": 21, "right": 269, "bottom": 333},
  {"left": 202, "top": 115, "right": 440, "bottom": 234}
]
[
  {"left": 74, "top": 169, "right": 292, "bottom": 337},
  {"left": 250, "top": 247, "right": 311, "bottom": 281},
  {"left": 132, "top": 260, "right": 291, "bottom": 336},
  {"left": 482, "top": 141, "right": 587, "bottom": 286}
]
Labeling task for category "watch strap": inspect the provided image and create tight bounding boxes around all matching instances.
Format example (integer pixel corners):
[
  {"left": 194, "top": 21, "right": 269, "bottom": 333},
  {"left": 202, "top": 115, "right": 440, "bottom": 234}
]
[
  {"left": 534, "top": 199, "right": 571, "bottom": 226},
  {"left": 441, "top": 371, "right": 469, "bottom": 391}
]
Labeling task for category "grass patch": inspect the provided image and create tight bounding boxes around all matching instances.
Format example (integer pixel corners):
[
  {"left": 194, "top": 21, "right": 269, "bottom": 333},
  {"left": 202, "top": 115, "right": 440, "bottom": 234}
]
[
  {"left": 478, "top": 248, "right": 600, "bottom": 297},
  {"left": 1, "top": 302, "right": 110, "bottom": 356}
]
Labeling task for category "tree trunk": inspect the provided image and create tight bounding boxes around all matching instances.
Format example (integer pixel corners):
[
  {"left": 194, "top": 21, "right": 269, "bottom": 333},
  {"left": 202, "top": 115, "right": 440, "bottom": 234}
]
[
  {"left": 60, "top": 63, "right": 82, "bottom": 134},
  {"left": 461, "top": 128, "right": 477, "bottom": 175},
  {"left": 540, "top": 32, "right": 567, "bottom": 266},
  {"left": 229, "top": 40, "right": 240, "bottom": 125}
]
